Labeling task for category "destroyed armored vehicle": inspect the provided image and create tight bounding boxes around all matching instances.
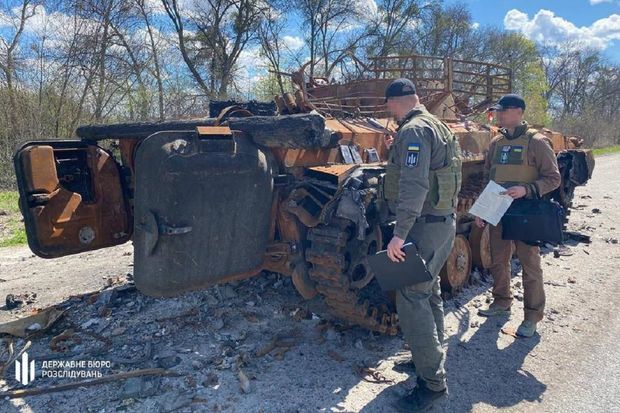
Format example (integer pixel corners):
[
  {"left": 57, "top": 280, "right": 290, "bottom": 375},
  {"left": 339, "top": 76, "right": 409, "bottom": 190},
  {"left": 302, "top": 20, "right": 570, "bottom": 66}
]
[{"left": 14, "top": 54, "right": 594, "bottom": 335}]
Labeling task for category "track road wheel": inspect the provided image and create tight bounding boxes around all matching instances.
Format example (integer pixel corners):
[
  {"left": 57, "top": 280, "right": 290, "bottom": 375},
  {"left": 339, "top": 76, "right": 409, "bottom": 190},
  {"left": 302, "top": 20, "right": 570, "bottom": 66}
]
[
  {"left": 469, "top": 225, "right": 492, "bottom": 270},
  {"left": 307, "top": 219, "right": 399, "bottom": 335},
  {"left": 440, "top": 235, "right": 472, "bottom": 294}
]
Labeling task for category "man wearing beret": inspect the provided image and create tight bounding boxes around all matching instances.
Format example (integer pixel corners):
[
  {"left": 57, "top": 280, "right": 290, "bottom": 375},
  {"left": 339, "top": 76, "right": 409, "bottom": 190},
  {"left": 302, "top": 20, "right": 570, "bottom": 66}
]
[
  {"left": 383, "top": 78, "right": 462, "bottom": 411},
  {"left": 477, "top": 94, "right": 561, "bottom": 338}
]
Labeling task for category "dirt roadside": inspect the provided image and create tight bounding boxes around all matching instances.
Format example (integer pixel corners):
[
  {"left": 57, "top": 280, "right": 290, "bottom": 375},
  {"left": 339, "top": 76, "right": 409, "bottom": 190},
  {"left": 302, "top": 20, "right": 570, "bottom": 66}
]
[{"left": 0, "top": 154, "right": 619, "bottom": 413}]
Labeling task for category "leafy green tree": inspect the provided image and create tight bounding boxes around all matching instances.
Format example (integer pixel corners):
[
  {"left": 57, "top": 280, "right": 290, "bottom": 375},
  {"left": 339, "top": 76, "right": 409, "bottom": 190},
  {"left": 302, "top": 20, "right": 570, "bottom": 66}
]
[{"left": 251, "top": 68, "right": 291, "bottom": 101}]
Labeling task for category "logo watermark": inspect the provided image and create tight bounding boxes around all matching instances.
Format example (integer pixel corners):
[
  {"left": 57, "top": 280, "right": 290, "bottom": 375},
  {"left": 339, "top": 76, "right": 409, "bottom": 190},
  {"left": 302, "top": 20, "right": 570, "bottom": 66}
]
[
  {"left": 14, "top": 352, "right": 35, "bottom": 385},
  {"left": 13, "top": 353, "right": 112, "bottom": 385}
]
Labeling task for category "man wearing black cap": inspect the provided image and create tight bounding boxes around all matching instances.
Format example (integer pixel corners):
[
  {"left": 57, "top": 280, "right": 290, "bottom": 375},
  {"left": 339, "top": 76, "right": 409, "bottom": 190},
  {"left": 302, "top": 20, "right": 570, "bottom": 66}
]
[
  {"left": 476, "top": 94, "right": 560, "bottom": 338},
  {"left": 383, "top": 78, "right": 462, "bottom": 411}
]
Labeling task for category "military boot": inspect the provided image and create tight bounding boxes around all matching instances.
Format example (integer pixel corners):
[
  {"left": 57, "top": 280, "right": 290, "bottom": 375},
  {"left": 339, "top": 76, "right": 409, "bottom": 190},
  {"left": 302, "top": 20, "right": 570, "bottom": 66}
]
[
  {"left": 393, "top": 358, "right": 417, "bottom": 374},
  {"left": 516, "top": 320, "right": 537, "bottom": 337},
  {"left": 394, "top": 379, "right": 447, "bottom": 412},
  {"left": 478, "top": 302, "right": 511, "bottom": 317}
]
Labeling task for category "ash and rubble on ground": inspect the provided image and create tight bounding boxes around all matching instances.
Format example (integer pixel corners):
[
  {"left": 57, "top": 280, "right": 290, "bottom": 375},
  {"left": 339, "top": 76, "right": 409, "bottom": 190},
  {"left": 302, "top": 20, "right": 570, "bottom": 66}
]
[
  {"left": 0, "top": 255, "right": 509, "bottom": 412},
  {"left": 0, "top": 252, "right": 554, "bottom": 413},
  {"left": 1, "top": 266, "right": 405, "bottom": 412},
  {"left": 0, "top": 193, "right": 610, "bottom": 413}
]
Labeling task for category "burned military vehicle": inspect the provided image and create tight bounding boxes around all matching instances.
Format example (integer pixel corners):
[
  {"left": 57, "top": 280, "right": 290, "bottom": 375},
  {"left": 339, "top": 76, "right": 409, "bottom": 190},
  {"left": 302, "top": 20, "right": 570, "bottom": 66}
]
[{"left": 13, "top": 54, "right": 594, "bottom": 335}]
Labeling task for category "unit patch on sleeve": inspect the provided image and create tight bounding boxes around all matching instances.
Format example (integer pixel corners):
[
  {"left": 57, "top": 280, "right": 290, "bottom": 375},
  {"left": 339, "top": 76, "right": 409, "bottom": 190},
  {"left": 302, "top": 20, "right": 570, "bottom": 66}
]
[{"left": 405, "top": 143, "right": 420, "bottom": 167}]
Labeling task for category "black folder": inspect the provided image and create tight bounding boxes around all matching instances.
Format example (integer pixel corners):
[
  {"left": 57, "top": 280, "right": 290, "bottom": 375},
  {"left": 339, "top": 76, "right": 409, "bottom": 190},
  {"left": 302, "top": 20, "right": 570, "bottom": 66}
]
[{"left": 367, "top": 243, "right": 432, "bottom": 291}]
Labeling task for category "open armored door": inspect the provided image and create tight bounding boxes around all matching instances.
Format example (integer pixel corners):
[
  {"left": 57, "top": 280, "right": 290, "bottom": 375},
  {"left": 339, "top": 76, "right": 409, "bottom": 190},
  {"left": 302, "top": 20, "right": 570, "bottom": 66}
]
[
  {"left": 14, "top": 140, "right": 132, "bottom": 258},
  {"left": 132, "top": 130, "right": 274, "bottom": 297}
]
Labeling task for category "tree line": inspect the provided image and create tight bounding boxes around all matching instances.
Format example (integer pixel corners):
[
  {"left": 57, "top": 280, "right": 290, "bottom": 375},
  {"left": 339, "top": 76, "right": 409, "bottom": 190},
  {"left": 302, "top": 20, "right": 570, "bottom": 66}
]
[{"left": 0, "top": 0, "right": 618, "bottom": 188}]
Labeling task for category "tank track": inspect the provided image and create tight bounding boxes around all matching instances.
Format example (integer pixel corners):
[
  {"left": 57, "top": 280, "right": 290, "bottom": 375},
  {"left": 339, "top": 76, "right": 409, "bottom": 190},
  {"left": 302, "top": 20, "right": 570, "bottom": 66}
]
[{"left": 306, "top": 218, "right": 399, "bottom": 335}]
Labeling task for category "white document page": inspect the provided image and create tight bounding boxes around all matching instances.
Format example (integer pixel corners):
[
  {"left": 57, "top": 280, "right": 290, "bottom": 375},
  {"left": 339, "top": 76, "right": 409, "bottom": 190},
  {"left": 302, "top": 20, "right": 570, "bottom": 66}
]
[{"left": 468, "top": 180, "right": 514, "bottom": 226}]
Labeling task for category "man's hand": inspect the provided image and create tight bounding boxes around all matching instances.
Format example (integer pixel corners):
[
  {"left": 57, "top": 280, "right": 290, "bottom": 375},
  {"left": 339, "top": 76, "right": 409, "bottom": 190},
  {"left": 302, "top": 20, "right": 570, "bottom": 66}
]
[
  {"left": 475, "top": 216, "right": 486, "bottom": 228},
  {"left": 387, "top": 236, "right": 406, "bottom": 263},
  {"left": 502, "top": 185, "right": 527, "bottom": 199}
]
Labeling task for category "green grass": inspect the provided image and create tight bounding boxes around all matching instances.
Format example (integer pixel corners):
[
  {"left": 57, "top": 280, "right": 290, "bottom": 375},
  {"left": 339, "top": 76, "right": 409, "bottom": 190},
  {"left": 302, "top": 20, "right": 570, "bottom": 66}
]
[
  {"left": 593, "top": 145, "right": 620, "bottom": 157},
  {"left": 0, "top": 191, "right": 27, "bottom": 247}
]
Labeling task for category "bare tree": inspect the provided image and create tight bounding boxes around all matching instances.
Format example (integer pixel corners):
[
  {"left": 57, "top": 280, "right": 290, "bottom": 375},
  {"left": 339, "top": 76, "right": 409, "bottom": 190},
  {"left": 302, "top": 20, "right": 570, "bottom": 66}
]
[
  {"left": 136, "top": 0, "right": 165, "bottom": 120},
  {"left": 162, "top": 0, "right": 265, "bottom": 98},
  {"left": 161, "top": 0, "right": 211, "bottom": 95},
  {"left": 555, "top": 49, "right": 600, "bottom": 116},
  {"left": 49, "top": 1, "right": 99, "bottom": 135},
  {"left": 257, "top": 3, "right": 286, "bottom": 95},
  {"left": 196, "top": 0, "right": 266, "bottom": 97},
  {"left": 366, "top": 0, "right": 425, "bottom": 58},
  {"left": 0, "top": 1, "right": 39, "bottom": 137},
  {"left": 552, "top": 60, "right": 620, "bottom": 147},
  {"left": 415, "top": 3, "right": 472, "bottom": 57},
  {"left": 295, "top": 0, "right": 369, "bottom": 79},
  {"left": 588, "top": 64, "right": 620, "bottom": 120}
]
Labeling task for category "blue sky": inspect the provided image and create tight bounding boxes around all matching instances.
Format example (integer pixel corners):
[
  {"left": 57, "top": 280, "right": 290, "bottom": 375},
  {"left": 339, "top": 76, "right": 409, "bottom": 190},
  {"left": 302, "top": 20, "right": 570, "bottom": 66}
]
[{"left": 447, "top": 0, "right": 620, "bottom": 61}]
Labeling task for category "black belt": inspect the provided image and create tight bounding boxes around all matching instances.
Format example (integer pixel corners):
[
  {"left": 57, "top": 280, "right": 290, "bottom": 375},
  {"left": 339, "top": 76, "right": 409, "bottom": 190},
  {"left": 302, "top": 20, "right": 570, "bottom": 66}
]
[{"left": 416, "top": 214, "right": 452, "bottom": 223}]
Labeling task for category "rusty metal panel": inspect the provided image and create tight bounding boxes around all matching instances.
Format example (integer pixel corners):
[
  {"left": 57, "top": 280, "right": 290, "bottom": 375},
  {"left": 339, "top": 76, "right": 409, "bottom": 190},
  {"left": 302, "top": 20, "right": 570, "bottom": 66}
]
[
  {"left": 21, "top": 146, "right": 58, "bottom": 193},
  {"left": 195, "top": 126, "right": 232, "bottom": 136},
  {"left": 119, "top": 139, "right": 138, "bottom": 173},
  {"left": 272, "top": 117, "right": 394, "bottom": 168},
  {"left": 330, "top": 118, "right": 391, "bottom": 161},
  {"left": 14, "top": 141, "right": 131, "bottom": 258},
  {"left": 277, "top": 148, "right": 342, "bottom": 168},
  {"left": 541, "top": 129, "right": 568, "bottom": 152},
  {"left": 307, "top": 164, "right": 359, "bottom": 184}
]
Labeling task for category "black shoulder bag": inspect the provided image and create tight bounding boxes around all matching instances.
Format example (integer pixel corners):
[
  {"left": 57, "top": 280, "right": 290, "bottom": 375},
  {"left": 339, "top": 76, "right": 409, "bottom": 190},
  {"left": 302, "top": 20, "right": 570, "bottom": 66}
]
[{"left": 501, "top": 198, "right": 564, "bottom": 244}]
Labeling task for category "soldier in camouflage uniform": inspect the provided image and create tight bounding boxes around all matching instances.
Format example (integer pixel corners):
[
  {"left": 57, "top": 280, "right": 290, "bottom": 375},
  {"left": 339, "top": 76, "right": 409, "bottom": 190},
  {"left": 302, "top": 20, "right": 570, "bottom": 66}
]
[
  {"left": 477, "top": 94, "right": 561, "bottom": 338},
  {"left": 383, "top": 79, "right": 462, "bottom": 412}
]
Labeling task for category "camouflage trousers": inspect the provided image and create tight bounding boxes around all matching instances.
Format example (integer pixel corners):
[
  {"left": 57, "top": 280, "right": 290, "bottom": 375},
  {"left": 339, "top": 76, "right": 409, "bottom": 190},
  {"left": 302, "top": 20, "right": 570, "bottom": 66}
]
[{"left": 396, "top": 214, "right": 455, "bottom": 392}]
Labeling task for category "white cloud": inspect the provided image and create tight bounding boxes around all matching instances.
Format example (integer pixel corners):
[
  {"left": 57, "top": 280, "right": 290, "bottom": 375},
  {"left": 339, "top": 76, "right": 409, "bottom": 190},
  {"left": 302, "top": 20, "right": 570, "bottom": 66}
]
[
  {"left": 282, "top": 35, "right": 304, "bottom": 51},
  {"left": 504, "top": 9, "right": 530, "bottom": 31},
  {"left": 504, "top": 9, "right": 620, "bottom": 50},
  {"left": 0, "top": 11, "right": 11, "bottom": 28},
  {"left": 235, "top": 47, "right": 270, "bottom": 95},
  {"left": 237, "top": 48, "right": 268, "bottom": 70},
  {"left": 406, "top": 19, "right": 420, "bottom": 31},
  {"left": 0, "top": 4, "right": 43, "bottom": 31},
  {"left": 324, "top": 0, "right": 379, "bottom": 32},
  {"left": 142, "top": 0, "right": 168, "bottom": 14},
  {"left": 471, "top": 22, "right": 480, "bottom": 30},
  {"left": 0, "top": 4, "right": 74, "bottom": 37},
  {"left": 353, "top": 0, "right": 378, "bottom": 17},
  {"left": 2, "top": 4, "right": 102, "bottom": 44},
  {"left": 590, "top": 0, "right": 613, "bottom": 4}
]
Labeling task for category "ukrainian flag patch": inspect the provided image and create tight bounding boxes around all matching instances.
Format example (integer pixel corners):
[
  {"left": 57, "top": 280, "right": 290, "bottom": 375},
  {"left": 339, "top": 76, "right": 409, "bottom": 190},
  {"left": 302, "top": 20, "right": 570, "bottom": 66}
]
[
  {"left": 408, "top": 143, "right": 421, "bottom": 152},
  {"left": 512, "top": 146, "right": 523, "bottom": 153}
]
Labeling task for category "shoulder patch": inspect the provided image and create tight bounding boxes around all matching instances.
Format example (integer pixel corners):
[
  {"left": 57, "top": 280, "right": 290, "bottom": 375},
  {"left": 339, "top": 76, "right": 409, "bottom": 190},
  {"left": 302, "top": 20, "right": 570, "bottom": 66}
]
[{"left": 405, "top": 143, "right": 421, "bottom": 167}]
